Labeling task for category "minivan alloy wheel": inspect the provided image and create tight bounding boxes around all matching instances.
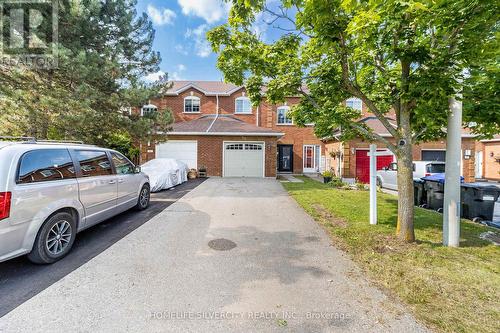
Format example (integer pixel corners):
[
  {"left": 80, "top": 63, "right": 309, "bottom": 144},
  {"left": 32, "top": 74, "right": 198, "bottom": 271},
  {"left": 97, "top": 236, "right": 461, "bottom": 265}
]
[
  {"left": 140, "top": 188, "right": 149, "bottom": 207},
  {"left": 45, "top": 220, "right": 72, "bottom": 255}
]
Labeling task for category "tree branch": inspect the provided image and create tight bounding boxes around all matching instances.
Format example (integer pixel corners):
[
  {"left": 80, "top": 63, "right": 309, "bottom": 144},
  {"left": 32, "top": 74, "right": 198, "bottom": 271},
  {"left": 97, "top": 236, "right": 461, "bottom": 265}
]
[
  {"left": 412, "top": 126, "right": 427, "bottom": 142},
  {"left": 338, "top": 33, "right": 400, "bottom": 139},
  {"left": 263, "top": 6, "right": 311, "bottom": 38},
  {"left": 349, "top": 123, "right": 398, "bottom": 152},
  {"left": 298, "top": 89, "right": 398, "bottom": 152}
]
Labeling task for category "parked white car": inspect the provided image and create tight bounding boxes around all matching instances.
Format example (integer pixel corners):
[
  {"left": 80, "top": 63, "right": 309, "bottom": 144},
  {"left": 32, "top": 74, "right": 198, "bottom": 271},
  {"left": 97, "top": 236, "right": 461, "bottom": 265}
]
[
  {"left": 141, "top": 158, "right": 189, "bottom": 192},
  {"left": 377, "top": 161, "right": 446, "bottom": 190}
]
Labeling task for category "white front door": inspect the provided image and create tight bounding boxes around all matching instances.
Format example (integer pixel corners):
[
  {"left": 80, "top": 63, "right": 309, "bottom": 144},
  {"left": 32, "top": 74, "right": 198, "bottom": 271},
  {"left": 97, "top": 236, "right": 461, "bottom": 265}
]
[
  {"left": 224, "top": 142, "right": 265, "bottom": 177},
  {"left": 475, "top": 151, "right": 483, "bottom": 178},
  {"left": 155, "top": 141, "right": 197, "bottom": 169},
  {"left": 303, "top": 145, "right": 319, "bottom": 173}
]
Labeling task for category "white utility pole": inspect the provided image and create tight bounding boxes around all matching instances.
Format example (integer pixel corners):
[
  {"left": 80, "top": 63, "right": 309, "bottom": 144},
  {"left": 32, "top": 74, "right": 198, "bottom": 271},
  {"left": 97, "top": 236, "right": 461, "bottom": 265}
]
[
  {"left": 369, "top": 144, "right": 377, "bottom": 225},
  {"left": 443, "top": 95, "right": 462, "bottom": 247}
]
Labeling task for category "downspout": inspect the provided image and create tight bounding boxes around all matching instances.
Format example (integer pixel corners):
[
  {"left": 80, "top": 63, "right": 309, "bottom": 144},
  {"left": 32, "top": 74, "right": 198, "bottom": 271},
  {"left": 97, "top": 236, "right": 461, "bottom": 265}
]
[
  {"left": 256, "top": 105, "right": 259, "bottom": 126},
  {"left": 206, "top": 94, "right": 220, "bottom": 133}
]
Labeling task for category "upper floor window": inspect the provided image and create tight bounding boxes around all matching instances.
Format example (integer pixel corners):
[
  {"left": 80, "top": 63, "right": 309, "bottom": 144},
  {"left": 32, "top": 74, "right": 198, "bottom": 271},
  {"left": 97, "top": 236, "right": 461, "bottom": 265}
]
[
  {"left": 346, "top": 97, "right": 362, "bottom": 111},
  {"left": 277, "top": 106, "right": 293, "bottom": 125},
  {"left": 141, "top": 104, "right": 157, "bottom": 116},
  {"left": 235, "top": 97, "right": 252, "bottom": 114},
  {"left": 184, "top": 96, "right": 200, "bottom": 113},
  {"left": 120, "top": 107, "right": 132, "bottom": 116}
]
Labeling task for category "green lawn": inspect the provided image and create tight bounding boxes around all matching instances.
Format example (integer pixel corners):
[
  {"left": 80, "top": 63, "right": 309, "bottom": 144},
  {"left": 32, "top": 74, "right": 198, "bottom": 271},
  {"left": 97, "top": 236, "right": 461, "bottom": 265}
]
[{"left": 282, "top": 177, "right": 500, "bottom": 333}]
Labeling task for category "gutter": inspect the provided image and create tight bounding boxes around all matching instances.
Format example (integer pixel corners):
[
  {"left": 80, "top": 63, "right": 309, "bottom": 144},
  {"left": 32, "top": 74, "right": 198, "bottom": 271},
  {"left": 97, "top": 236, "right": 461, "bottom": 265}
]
[
  {"left": 160, "top": 131, "right": 285, "bottom": 137},
  {"left": 256, "top": 105, "right": 259, "bottom": 126}
]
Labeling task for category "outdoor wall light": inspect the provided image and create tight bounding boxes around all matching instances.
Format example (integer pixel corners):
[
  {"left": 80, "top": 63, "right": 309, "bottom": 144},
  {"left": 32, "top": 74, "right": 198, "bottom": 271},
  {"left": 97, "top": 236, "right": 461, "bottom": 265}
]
[{"left": 464, "top": 149, "right": 472, "bottom": 160}]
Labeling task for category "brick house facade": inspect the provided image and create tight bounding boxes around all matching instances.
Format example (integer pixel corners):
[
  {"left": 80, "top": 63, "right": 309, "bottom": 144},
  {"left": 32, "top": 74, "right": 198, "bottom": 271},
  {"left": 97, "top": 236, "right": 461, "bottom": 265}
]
[
  {"left": 324, "top": 136, "right": 479, "bottom": 183},
  {"left": 322, "top": 102, "right": 486, "bottom": 183},
  {"left": 138, "top": 81, "right": 325, "bottom": 177},
  {"left": 475, "top": 136, "right": 500, "bottom": 181}
]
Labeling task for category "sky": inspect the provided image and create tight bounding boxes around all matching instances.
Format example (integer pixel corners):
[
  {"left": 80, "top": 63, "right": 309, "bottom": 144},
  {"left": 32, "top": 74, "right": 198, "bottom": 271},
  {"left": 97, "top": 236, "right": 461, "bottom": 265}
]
[{"left": 135, "top": 0, "right": 286, "bottom": 82}]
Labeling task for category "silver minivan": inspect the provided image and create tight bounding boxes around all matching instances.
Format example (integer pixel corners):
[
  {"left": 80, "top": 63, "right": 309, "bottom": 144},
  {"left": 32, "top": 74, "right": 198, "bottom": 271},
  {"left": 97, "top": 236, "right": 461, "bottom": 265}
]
[{"left": 0, "top": 140, "right": 150, "bottom": 264}]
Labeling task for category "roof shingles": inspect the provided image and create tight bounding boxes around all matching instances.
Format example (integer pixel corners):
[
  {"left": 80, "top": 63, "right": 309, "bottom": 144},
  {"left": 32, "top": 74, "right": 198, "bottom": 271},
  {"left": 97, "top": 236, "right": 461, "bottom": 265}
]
[
  {"left": 167, "top": 81, "right": 241, "bottom": 95},
  {"left": 168, "top": 115, "right": 283, "bottom": 136}
]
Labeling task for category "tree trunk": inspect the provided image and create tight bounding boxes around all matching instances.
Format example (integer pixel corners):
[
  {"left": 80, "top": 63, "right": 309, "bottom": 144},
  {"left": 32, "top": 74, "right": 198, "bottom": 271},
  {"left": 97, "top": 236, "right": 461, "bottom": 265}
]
[
  {"left": 396, "top": 142, "right": 415, "bottom": 242},
  {"left": 395, "top": 60, "right": 416, "bottom": 242}
]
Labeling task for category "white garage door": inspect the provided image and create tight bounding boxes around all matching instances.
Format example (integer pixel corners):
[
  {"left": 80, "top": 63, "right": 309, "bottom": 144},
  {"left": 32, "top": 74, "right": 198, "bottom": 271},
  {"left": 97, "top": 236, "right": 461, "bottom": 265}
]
[
  {"left": 156, "top": 141, "right": 197, "bottom": 169},
  {"left": 224, "top": 142, "right": 265, "bottom": 178}
]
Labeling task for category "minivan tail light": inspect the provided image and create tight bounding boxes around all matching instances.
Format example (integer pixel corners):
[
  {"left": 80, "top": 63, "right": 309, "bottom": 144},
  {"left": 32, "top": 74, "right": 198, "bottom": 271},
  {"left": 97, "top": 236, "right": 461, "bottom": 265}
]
[
  {"left": 0, "top": 192, "right": 12, "bottom": 221},
  {"left": 424, "top": 173, "right": 431, "bottom": 177}
]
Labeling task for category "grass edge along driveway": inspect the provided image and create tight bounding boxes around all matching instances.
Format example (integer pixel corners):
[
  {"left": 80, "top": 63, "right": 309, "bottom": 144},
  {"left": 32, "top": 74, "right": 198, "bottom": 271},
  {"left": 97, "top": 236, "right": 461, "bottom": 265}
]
[{"left": 282, "top": 177, "right": 499, "bottom": 333}]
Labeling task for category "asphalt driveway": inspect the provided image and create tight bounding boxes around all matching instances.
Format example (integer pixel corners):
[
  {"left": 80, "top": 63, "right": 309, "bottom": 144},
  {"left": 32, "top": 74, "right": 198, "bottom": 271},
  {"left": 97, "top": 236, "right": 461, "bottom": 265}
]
[{"left": 0, "top": 178, "right": 428, "bottom": 332}]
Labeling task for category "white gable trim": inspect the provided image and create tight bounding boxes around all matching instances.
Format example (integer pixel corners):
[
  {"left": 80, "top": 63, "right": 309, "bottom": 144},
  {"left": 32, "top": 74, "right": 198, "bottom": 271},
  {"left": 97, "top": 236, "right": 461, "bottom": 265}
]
[{"left": 165, "top": 83, "right": 244, "bottom": 96}]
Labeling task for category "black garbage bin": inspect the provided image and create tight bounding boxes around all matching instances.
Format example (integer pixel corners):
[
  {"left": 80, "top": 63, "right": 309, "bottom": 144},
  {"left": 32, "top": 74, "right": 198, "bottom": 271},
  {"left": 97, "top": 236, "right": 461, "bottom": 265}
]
[
  {"left": 422, "top": 173, "right": 464, "bottom": 212},
  {"left": 424, "top": 179, "right": 445, "bottom": 211},
  {"left": 413, "top": 178, "right": 426, "bottom": 207},
  {"left": 460, "top": 183, "right": 500, "bottom": 222}
]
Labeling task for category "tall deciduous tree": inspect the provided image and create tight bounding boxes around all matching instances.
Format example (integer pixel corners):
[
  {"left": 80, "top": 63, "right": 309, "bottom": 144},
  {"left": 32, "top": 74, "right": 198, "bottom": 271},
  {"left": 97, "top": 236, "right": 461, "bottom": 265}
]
[{"left": 208, "top": 0, "right": 498, "bottom": 242}]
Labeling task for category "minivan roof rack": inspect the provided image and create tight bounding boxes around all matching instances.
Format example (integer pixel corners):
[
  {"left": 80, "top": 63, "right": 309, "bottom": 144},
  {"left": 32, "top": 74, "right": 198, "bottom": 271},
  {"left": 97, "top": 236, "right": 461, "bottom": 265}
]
[
  {"left": 37, "top": 139, "right": 85, "bottom": 144},
  {"left": 0, "top": 137, "right": 86, "bottom": 145},
  {"left": 0, "top": 136, "right": 36, "bottom": 142}
]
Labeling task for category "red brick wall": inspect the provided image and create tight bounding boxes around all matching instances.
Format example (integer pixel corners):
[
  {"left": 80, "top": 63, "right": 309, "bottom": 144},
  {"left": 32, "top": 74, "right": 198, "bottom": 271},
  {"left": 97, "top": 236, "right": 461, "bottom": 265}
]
[
  {"left": 140, "top": 135, "right": 277, "bottom": 178},
  {"left": 145, "top": 92, "right": 325, "bottom": 174},
  {"left": 259, "top": 97, "right": 325, "bottom": 174},
  {"left": 481, "top": 141, "right": 500, "bottom": 180},
  {"left": 148, "top": 87, "right": 258, "bottom": 125}
]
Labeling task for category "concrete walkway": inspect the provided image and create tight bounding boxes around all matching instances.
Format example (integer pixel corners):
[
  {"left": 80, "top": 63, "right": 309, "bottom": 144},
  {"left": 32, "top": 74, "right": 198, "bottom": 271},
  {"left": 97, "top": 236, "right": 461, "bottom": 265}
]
[{"left": 0, "top": 178, "right": 428, "bottom": 333}]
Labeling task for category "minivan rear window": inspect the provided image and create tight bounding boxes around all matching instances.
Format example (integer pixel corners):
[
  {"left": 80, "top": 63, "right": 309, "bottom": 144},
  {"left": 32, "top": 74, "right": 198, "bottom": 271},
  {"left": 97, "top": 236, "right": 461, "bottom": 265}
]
[
  {"left": 74, "top": 150, "right": 113, "bottom": 177},
  {"left": 426, "top": 163, "right": 446, "bottom": 173},
  {"left": 18, "top": 149, "right": 76, "bottom": 184}
]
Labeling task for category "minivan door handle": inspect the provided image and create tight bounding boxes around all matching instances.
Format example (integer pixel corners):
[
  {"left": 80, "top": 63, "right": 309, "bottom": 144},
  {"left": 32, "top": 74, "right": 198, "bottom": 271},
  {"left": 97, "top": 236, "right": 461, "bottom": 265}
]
[{"left": 108, "top": 180, "right": 116, "bottom": 184}]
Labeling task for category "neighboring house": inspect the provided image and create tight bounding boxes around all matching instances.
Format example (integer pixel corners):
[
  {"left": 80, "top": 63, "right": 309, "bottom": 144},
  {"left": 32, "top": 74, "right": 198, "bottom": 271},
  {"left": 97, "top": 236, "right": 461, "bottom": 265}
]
[
  {"left": 475, "top": 135, "right": 500, "bottom": 181},
  {"left": 136, "top": 81, "right": 325, "bottom": 178},
  {"left": 323, "top": 108, "right": 481, "bottom": 183}
]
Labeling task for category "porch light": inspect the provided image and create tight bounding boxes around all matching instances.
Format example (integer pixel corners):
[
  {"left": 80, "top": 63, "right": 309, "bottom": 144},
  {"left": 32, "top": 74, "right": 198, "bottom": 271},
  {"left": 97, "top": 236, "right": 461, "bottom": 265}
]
[{"left": 464, "top": 149, "right": 472, "bottom": 160}]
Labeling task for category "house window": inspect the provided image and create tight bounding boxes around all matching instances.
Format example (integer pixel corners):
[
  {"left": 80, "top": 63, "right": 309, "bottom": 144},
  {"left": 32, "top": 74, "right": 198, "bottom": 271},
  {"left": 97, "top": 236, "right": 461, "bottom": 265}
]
[
  {"left": 346, "top": 98, "right": 363, "bottom": 111},
  {"left": 235, "top": 97, "right": 252, "bottom": 114},
  {"left": 245, "top": 144, "right": 262, "bottom": 150},
  {"left": 141, "top": 104, "right": 157, "bottom": 116},
  {"left": 184, "top": 96, "right": 200, "bottom": 113},
  {"left": 277, "top": 106, "right": 293, "bottom": 125},
  {"left": 226, "top": 144, "right": 244, "bottom": 150}
]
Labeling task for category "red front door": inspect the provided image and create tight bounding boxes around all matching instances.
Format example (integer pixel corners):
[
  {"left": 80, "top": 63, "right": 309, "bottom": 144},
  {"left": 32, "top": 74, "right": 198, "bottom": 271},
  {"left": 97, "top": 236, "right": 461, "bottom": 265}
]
[{"left": 355, "top": 150, "right": 394, "bottom": 183}]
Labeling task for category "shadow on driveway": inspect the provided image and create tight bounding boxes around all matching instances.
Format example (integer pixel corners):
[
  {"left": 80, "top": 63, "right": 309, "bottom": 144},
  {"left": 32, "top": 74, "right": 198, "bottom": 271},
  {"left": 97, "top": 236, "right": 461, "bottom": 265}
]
[{"left": 0, "top": 178, "right": 206, "bottom": 318}]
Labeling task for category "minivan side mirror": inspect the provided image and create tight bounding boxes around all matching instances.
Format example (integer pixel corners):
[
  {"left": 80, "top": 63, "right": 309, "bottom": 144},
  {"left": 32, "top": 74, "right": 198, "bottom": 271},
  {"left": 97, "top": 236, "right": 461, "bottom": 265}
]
[{"left": 134, "top": 166, "right": 141, "bottom": 174}]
